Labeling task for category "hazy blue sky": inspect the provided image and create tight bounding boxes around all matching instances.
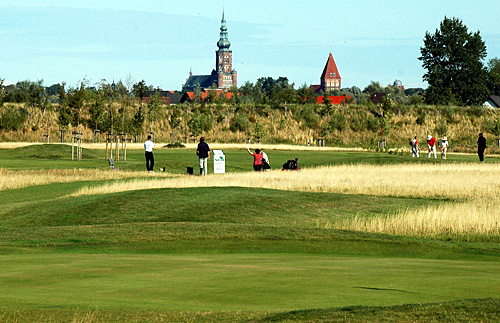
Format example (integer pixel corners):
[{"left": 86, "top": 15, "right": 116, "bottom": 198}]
[{"left": 1, "top": 0, "right": 499, "bottom": 90}]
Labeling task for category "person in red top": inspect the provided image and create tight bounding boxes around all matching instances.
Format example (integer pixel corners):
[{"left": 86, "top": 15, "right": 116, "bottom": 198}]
[
  {"left": 427, "top": 135, "right": 437, "bottom": 159},
  {"left": 247, "top": 147, "right": 263, "bottom": 171}
]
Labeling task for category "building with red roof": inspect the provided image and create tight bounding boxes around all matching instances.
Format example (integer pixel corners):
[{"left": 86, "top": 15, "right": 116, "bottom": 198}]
[
  {"left": 311, "top": 53, "right": 342, "bottom": 93},
  {"left": 180, "top": 89, "right": 235, "bottom": 103},
  {"left": 316, "top": 95, "right": 351, "bottom": 105}
]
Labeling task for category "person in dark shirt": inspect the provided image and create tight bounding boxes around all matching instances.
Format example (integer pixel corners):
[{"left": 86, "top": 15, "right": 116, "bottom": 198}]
[
  {"left": 196, "top": 137, "right": 210, "bottom": 175},
  {"left": 477, "top": 133, "right": 487, "bottom": 162}
]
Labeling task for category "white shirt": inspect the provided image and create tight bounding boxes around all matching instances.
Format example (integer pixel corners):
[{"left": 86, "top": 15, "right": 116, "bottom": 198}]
[
  {"left": 262, "top": 152, "right": 269, "bottom": 163},
  {"left": 439, "top": 140, "right": 448, "bottom": 148},
  {"left": 144, "top": 140, "right": 155, "bottom": 152}
]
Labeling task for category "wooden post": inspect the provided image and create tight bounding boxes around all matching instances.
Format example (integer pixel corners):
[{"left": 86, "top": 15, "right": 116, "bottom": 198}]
[{"left": 115, "top": 135, "right": 120, "bottom": 161}]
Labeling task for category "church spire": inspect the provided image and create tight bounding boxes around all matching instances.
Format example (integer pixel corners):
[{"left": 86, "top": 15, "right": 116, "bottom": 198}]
[{"left": 217, "top": 8, "right": 231, "bottom": 51}]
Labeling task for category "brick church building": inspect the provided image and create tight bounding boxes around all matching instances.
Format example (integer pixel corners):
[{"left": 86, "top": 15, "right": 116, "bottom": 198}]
[
  {"left": 182, "top": 10, "right": 237, "bottom": 91},
  {"left": 311, "top": 52, "right": 341, "bottom": 93}
]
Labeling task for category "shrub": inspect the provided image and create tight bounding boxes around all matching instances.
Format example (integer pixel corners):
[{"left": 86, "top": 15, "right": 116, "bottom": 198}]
[
  {"left": 298, "top": 105, "right": 319, "bottom": 130},
  {"left": 416, "top": 114, "right": 426, "bottom": 125},
  {"left": 434, "top": 121, "right": 448, "bottom": 137},
  {"left": 230, "top": 114, "right": 250, "bottom": 133},
  {"left": 329, "top": 113, "right": 347, "bottom": 132},
  {"left": 366, "top": 116, "right": 379, "bottom": 132},
  {"left": 0, "top": 105, "right": 28, "bottom": 131}
]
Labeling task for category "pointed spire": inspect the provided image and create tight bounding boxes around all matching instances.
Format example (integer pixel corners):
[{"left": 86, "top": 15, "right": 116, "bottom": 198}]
[
  {"left": 321, "top": 53, "right": 341, "bottom": 79},
  {"left": 217, "top": 7, "right": 231, "bottom": 50}
]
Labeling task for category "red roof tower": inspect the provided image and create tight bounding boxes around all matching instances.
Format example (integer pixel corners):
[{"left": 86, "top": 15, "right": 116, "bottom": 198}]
[{"left": 320, "top": 53, "right": 341, "bottom": 92}]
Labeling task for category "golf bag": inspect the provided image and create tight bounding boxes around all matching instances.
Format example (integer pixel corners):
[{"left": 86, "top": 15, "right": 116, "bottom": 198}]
[{"left": 282, "top": 158, "right": 300, "bottom": 171}]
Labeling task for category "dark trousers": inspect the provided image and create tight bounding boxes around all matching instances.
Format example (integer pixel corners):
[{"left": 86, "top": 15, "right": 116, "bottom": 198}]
[
  {"left": 145, "top": 151, "right": 154, "bottom": 171},
  {"left": 478, "top": 148, "right": 485, "bottom": 162}
]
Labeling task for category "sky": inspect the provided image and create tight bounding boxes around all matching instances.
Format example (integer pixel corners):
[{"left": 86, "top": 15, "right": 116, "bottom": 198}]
[{"left": 1, "top": 0, "right": 499, "bottom": 90}]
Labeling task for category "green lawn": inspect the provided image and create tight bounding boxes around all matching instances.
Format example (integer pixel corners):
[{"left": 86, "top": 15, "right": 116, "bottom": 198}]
[
  {"left": 0, "top": 143, "right": 496, "bottom": 172},
  {"left": 0, "top": 144, "right": 499, "bottom": 322}
]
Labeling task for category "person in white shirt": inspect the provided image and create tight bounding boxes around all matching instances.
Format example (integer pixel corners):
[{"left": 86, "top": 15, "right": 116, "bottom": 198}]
[
  {"left": 144, "top": 135, "right": 155, "bottom": 172},
  {"left": 439, "top": 136, "right": 449, "bottom": 159},
  {"left": 261, "top": 150, "right": 271, "bottom": 170},
  {"left": 410, "top": 136, "right": 420, "bottom": 158}
]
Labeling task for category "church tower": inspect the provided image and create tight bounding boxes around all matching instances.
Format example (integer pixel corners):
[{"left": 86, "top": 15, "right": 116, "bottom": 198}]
[
  {"left": 320, "top": 53, "right": 341, "bottom": 92},
  {"left": 215, "top": 10, "right": 237, "bottom": 89}
]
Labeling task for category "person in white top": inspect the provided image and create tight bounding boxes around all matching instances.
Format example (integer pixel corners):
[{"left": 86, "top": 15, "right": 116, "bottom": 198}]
[
  {"left": 439, "top": 136, "right": 449, "bottom": 159},
  {"left": 410, "top": 136, "right": 420, "bottom": 158},
  {"left": 261, "top": 150, "right": 271, "bottom": 170},
  {"left": 144, "top": 135, "right": 155, "bottom": 172}
]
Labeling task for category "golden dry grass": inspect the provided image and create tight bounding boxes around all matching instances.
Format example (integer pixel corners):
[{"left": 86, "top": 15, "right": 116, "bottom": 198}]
[
  {"left": 337, "top": 198, "right": 500, "bottom": 238},
  {"left": 70, "top": 163, "right": 500, "bottom": 199},
  {"left": 0, "top": 168, "right": 172, "bottom": 191}
]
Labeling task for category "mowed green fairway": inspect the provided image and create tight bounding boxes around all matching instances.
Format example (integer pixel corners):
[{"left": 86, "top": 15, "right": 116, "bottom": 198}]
[
  {"left": 1, "top": 144, "right": 500, "bottom": 322},
  {"left": 2, "top": 254, "right": 500, "bottom": 312}
]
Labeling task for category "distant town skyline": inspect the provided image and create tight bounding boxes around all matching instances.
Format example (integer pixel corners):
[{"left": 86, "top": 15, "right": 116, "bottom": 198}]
[{"left": 1, "top": 0, "right": 499, "bottom": 90}]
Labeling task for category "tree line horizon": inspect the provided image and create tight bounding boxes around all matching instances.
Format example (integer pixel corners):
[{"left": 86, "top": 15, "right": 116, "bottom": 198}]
[{"left": 0, "top": 16, "right": 499, "bottom": 146}]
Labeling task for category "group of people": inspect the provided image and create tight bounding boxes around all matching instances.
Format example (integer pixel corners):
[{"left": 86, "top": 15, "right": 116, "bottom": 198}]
[
  {"left": 247, "top": 147, "right": 271, "bottom": 171},
  {"left": 143, "top": 132, "right": 490, "bottom": 174},
  {"left": 410, "top": 135, "right": 448, "bottom": 159},
  {"left": 143, "top": 135, "right": 272, "bottom": 174},
  {"left": 410, "top": 132, "right": 488, "bottom": 162}
]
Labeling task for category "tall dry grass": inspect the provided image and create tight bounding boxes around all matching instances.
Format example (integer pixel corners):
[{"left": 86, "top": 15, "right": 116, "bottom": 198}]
[
  {"left": 0, "top": 169, "right": 172, "bottom": 191},
  {"left": 336, "top": 198, "right": 500, "bottom": 238},
  {"left": 70, "top": 163, "right": 500, "bottom": 199}
]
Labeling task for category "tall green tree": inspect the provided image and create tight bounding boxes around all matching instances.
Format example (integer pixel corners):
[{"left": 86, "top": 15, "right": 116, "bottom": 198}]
[
  {"left": 133, "top": 80, "right": 147, "bottom": 104},
  {"left": 362, "top": 81, "right": 383, "bottom": 95},
  {"left": 147, "top": 92, "right": 163, "bottom": 132},
  {"left": 57, "top": 82, "right": 72, "bottom": 129},
  {"left": 419, "top": 16, "right": 489, "bottom": 105},
  {"left": 67, "top": 82, "right": 87, "bottom": 129},
  {"left": 487, "top": 57, "right": 500, "bottom": 96},
  {"left": 0, "top": 78, "right": 5, "bottom": 106}
]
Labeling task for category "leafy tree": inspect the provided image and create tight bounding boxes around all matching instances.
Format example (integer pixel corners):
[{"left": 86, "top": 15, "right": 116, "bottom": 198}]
[
  {"left": 0, "top": 105, "right": 28, "bottom": 131},
  {"left": 419, "top": 16, "right": 489, "bottom": 105},
  {"left": 193, "top": 84, "right": 203, "bottom": 103},
  {"left": 342, "top": 86, "right": 366, "bottom": 104},
  {"left": 187, "top": 112, "right": 204, "bottom": 137},
  {"left": 45, "top": 83, "right": 61, "bottom": 96},
  {"left": 253, "top": 121, "right": 267, "bottom": 142},
  {"left": 380, "top": 92, "right": 392, "bottom": 116},
  {"left": 487, "top": 57, "right": 500, "bottom": 96},
  {"left": 131, "top": 105, "right": 145, "bottom": 137},
  {"left": 491, "top": 116, "right": 500, "bottom": 139},
  {"left": 321, "top": 95, "right": 332, "bottom": 115},
  {"left": 66, "top": 82, "right": 87, "bottom": 129},
  {"left": 147, "top": 92, "right": 163, "bottom": 132},
  {"left": 362, "top": 81, "right": 383, "bottom": 95},
  {"left": 0, "top": 78, "right": 4, "bottom": 106},
  {"left": 88, "top": 89, "right": 106, "bottom": 132},
  {"left": 297, "top": 83, "right": 317, "bottom": 104},
  {"left": 205, "top": 84, "right": 218, "bottom": 103},
  {"left": 57, "top": 82, "right": 72, "bottom": 129},
  {"left": 133, "top": 80, "right": 147, "bottom": 103}
]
